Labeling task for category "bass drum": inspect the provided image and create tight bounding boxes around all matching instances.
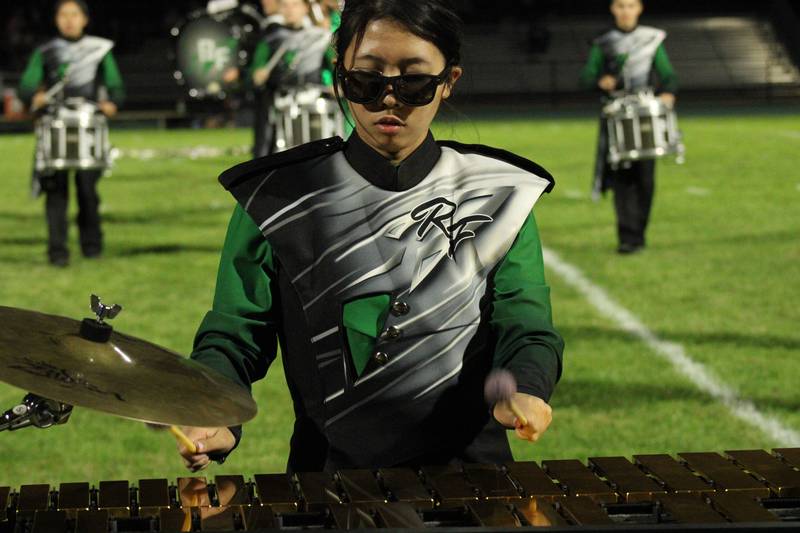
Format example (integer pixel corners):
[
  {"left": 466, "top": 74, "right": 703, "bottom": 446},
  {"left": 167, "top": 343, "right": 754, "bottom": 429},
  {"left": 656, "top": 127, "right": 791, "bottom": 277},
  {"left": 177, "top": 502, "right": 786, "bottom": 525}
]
[{"left": 171, "top": 4, "right": 262, "bottom": 99}]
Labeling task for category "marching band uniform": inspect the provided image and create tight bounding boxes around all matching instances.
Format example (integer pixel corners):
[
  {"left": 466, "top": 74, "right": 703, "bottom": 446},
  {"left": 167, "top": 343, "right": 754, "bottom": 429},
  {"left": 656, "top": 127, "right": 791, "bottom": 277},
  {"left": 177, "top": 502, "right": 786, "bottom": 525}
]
[
  {"left": 580, "top": 25, "right": 677, "bottom": 252},
  {"left": 249, "top": 22, "right": 335, "bottom": 157},
  {"left": 19, "top": 35, "right": 124, "bottom": 265},
  {"left": 191, "top": 132, "right": 564, "bottom": 472}
]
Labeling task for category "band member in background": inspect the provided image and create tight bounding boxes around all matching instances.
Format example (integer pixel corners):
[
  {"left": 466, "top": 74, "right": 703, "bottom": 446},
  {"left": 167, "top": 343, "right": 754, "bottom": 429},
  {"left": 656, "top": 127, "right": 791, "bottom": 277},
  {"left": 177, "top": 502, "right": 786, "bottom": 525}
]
[
  {"left": 248, "top": 0, "right": 335, "bottom": 157},
  {"left": 259, "top": 0, "right": 284, "bottom": 29},
  {"left": 18, "top": 0, "right": 124, "bottom": 267},
  {"left": 179, "top": 0, "right": 563, "bottom": 473},
  {"left": 580, "top": 0, "right": 677, "bottom": 254}
]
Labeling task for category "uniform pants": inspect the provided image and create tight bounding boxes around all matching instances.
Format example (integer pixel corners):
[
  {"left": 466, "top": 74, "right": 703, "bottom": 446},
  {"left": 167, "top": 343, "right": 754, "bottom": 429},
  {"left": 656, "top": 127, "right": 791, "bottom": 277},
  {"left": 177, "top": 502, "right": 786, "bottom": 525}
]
[
  {"left": 609, "top": 159, "right": 655, "bottom": 247},
  {"left": 42, "top": 169, "right": 103, "bottom": 262},
  {"left": 253, "top": 89, "right": 277, "bottom": 159}
]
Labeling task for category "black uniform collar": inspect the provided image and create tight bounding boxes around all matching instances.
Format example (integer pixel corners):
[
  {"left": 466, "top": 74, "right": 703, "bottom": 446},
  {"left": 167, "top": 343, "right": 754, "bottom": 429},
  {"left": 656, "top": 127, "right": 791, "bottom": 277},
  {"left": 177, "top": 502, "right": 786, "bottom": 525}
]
[{"left": 344, "top": 131, "right": 441, "bottom": 191}]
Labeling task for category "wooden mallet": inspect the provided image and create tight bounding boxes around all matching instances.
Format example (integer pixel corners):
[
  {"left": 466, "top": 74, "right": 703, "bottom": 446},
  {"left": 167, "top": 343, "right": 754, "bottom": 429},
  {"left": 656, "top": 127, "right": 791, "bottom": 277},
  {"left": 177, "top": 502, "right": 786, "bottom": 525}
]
[{"left": 484, "top": 369, "right": 528, "bottom": 427}]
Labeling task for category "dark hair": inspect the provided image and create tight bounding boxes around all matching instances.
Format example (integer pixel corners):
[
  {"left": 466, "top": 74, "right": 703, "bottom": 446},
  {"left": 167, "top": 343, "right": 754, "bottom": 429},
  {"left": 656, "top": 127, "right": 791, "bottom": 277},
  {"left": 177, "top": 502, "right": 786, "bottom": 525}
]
[
  {"left": 55, "top": 0, "right": 89, "bottom": 17},
  {"left": 335, "top": 0, "right": 463, "bottom": 68}
]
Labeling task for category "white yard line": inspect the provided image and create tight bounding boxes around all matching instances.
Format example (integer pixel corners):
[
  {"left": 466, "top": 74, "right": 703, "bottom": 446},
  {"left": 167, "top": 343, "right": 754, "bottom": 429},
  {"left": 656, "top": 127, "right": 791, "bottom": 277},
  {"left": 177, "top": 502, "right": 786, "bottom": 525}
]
[{"left": 543, "top": 247, "right": 800, "bottom": 446}]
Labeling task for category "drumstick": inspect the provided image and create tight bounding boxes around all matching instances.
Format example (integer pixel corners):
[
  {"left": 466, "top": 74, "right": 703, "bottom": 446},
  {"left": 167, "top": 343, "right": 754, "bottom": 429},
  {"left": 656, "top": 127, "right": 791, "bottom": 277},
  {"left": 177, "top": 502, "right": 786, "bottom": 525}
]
[
  {"left": 170, "top": 425, "right": 198, "bottom": 454},
  {"left": 484, "top": 369, "right": 528, "bottom": 427}
]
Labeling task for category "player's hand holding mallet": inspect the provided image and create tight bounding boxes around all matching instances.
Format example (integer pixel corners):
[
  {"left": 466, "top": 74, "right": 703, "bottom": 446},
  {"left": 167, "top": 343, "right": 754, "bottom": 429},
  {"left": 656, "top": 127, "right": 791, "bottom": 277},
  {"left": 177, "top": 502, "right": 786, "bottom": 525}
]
[{"left": 484, "top": 369, "right": 553, "bottom": 442}]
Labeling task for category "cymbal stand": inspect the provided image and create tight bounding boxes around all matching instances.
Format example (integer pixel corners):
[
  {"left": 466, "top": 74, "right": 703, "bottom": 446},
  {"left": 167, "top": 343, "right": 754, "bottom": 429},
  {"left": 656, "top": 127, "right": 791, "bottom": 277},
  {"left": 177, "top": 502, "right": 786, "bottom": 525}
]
[{"left": 0, "top": 393, "right": 73, "bottom": 432}]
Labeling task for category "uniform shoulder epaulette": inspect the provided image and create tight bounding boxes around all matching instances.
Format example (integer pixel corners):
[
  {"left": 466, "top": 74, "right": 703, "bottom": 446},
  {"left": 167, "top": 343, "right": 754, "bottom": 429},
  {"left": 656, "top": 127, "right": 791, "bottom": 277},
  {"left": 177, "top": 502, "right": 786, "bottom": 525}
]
[
  {"left": 219, "top": 136, "right": 345, "bottom": 190},
  {"left": 437, "top": 140, "right": 555, "bottom": 193}
]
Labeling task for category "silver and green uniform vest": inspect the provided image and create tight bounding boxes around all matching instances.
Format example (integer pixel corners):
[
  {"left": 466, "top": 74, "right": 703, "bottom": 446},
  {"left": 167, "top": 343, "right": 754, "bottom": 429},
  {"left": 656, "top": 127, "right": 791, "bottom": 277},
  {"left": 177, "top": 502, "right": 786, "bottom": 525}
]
[
  {"left": 594, "top": 25, "right": 666, "bottom": 91},
  {"left": 38, "top": 36, "right": 114, "bottom": 100},
  {"left": 223, "top": 141, "right": 554, "bottom": 466},
  {"left": 259, "top": 25, "right": 331, "bottom": 88}
]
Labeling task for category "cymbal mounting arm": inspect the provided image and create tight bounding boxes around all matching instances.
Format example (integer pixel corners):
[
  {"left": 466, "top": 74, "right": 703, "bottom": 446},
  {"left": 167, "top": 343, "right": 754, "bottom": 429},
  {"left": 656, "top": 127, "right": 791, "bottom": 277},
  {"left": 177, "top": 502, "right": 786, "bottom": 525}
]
[{"left": 0, "top": 393, "right": 73, "bottom": 433}]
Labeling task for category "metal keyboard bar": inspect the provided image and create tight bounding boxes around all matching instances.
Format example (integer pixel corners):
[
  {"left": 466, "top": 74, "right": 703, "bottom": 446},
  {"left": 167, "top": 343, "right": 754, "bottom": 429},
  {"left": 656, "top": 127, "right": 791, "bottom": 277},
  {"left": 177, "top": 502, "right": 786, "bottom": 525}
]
[
  {"left": 513, "top": 498, "right": 568, "bottom": 527},
  {"left": 635, "top": 454, "right": 712, "bottom": 494},
  {"left": 557, "top": 495, "right": 615, "bottom": 525},
  {"left": 707, "top": 492, "right": 779, "bottom": 523},
  {"left": 178, "top": 476, "right": 212, "bottom": 508},
  {"left": 200, "top": 505, "right": 239, "bottom": 531},
  {"left": 542, "top": 459, "right": 617, "bottom": 502},
  {"left": 254, "top": 473, "right": 298, "bottom": 513},
  {"left": 214, "top": 475, "right": 250, "bottom": 506},
  {"left": 328, "top": 504, "right": 377, "bottom": 529},
  {"left": 657, "top": 493, "right": 727, "bottom": 523},
  {"left": 504, "top": 461, "right": 565, "bottom": 500},
  {"left": 31, "top": 510, "right": 65, "bottom": 533},
  {"left": 0, "top": 486, "right": 9, "bottom": 521},
  {"left": 421, "top": 465, "right": 479, "bottom": 504},
  {"left": 467, "top": 500, "right": 520, "bottom": 527},
  {"left": 463, "top": 464, "right": 520, "bottom": 501},
  {"left": 160, "top": 507, "right": 190, "bottom": 532},
  {"left": 18, "top": 484, "right": 50, "bottom": 512},
  {"left": 726, "top": 449, "right": 800, "bottom": 498},
  {"left": 57, "top": 482, "right": 90, "bottom": 516},
  {"left": 76, "top": 509, "right": 109, "bottom": 533},
  {"left": 337, "top": 469, "right": 387, "bottom": 504},
  {"left": 775, "top": 448, "right": 800, "bottom": 470},
  {"left": 373, "top": 502, "right": 426, "bottom": 528},
  {"left": 680, "top": 452, "right": 770, "bottom": 497},
  {"left": 590, "top": 456, "right": 667, "bottom": 502},
  {"left": 377, "top": 468, "right": 434, "bottom": 509},
  {"left": 242, "top": 505, "right": 278, "bottom": 530},
  {"left": 98, "top": 480, "right": 130, "bottom": 517},
  {"left": 295, "top": 471, "right": 342, "bottom": 510},
  {"left": 138, "top": 478, "right": 170, "bottom": 517}
]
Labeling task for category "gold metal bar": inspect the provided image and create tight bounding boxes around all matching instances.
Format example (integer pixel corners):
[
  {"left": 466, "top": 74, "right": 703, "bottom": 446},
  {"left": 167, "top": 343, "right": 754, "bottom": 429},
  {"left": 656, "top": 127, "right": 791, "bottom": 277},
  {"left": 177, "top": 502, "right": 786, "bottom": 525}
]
[
  {"left": 680, "top": 452, "right": 770, "bottom": 497},
  {"left": 378, "top": 468, "right": 434, "bottom": 509},
  {"left": 0, "top": 486, "right": 9, "bottom": 521},
  {"left": 31, "top": 510, "right": 66, "bottom": 533},
  {"left": 463, "top": 464, "right": 520, "bottom": 501},
  {"left": 253, "top": 473, "right": 298, "bottom": 513},
  {"left": 542, "top": 460, "right": 617, "bottom": 503},
  {"left": 295, "top": 471, "right": 341, "bottom": 511},
  {"left": 200, "top": 505, "right": 239, "bottom": 531},
  {"left": 178, "top": 477, "right": 211, "bottom": 508},
  {"left": 657, "top": 493, "right": 726, "bottom": 523},
  {"left": 337, "top": 470, "right": 387, "bottom": 504},
  {"left": 138, "top": 478, "right": 170, "bottom": 517},
  {"left": 775, "top": 448, "right": 800, "bottom": 469},
  {"left": 635, "top": 454, "right": 712, "bottom": 494},
  {"left": 18, "top": 484, "right": 50, "bottom": 512},
  {"left": 214, "top": 475, "right": 250, "bottom": 506},
  {"left": 159, "top": 507, "right": 191, "bottom": 532},
  {"left": 76, "top": 509, "right": 109, "bottom": 533},
  {"left": 57, "top": 482, "right": 90, "bottom": 512},
  {"left": 421, "top": 465, "right": 478, "bottom": 504},
  {"left": 467, "top": 500, "right": 520, "bottom": 527},
  {"left": 726, "top": 449, "right": 800, "bottom": 498},
  {"left": 707, "top": 492, "right": 778, "bottom": 523},
  {"left": 328, "top": 504, "right": 376, "bottom": 529},
  {"left": 242, "top": 505, "right": 278, "bottom": 530},
  {"left": 589, "top": 456, "right": 666, "bottom": 502},
  {"left": 512, "top": 498, "right": 568, "bottom": 527},
  {"left": 373, "top": 502, "right": 425, "bottom": 528},
  {"left": 504, "top": 461, "right": 564, "bottom": 500},
  {"left": 98, "top": 480, "right": 130, "bottom": 517},
  {"left": 556, "top": 496, "right": 614, "bottom": 525}
]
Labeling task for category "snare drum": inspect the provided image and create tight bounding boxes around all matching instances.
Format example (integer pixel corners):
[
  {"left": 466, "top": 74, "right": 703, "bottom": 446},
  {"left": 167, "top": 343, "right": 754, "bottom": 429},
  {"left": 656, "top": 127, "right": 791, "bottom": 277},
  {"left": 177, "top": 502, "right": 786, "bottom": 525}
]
[
  {"left": 272, "top": 87, "right": 344, "bottom": 152},
  {"left": 35, "top": 98, "right": 111, "bottom": 173},
  {"left": 603, "top": 91, "right": 685, "bottom": 168}
]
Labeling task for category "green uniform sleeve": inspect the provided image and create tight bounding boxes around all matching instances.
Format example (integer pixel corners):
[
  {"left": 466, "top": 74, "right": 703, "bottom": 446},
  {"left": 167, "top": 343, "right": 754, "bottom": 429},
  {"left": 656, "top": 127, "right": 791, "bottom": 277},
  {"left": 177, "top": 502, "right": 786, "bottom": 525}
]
[
  {"left": 19, "top": 49, "right": 44, "bottom": 106},
  {"left": 191, "top": 204, "right": 280, "bottom": 391},
  {"left": 579, "top": 43, "right": 605, "bottom": 90},
  {"left": 490, "top": 211, "right": 564, "bottom": 402},
  {"left": 653, "top": 43, "right": 678, "bottom": 94},
  {"left": 101, "top": 52, "right": 126, "bottom": 106},
  {"left": 248, "top": 41, "right": 272, "bottom": 83}
]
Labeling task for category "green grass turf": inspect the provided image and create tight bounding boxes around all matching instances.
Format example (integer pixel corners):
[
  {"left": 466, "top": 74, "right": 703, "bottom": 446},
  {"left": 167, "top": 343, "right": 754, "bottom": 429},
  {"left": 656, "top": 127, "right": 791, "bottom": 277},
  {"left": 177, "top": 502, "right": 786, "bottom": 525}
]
[{"left": 0, "top": 112, "right": 798, "bottom": 486}]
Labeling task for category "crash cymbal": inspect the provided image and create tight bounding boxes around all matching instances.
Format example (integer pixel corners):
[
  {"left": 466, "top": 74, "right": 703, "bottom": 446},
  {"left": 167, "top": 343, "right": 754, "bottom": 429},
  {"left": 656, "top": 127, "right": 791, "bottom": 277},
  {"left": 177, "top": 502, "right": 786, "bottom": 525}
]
[{"left": 0, "top": 305, "right": 257, "bottom": 427}]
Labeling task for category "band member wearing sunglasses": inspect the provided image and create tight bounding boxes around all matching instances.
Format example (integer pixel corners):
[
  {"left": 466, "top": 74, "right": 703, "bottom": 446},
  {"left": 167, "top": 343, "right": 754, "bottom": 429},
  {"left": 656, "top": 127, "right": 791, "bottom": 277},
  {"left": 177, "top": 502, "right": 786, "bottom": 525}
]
[
  {"left": 18, "top": 0, "right": 124, "bottom": 267},
  {"left": 580, "top": 0, "right": 677, "bottom": 254},
  {"left": 180, "top": 0, "right": 563, "bottom": 473}
]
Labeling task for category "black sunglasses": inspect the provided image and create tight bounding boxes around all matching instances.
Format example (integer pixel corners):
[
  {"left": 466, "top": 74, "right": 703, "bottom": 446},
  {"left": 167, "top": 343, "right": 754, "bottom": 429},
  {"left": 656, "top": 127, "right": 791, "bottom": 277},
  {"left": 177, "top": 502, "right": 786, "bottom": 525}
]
[{"left": 337, "top": 66, "right": 452, "bottom": 107}]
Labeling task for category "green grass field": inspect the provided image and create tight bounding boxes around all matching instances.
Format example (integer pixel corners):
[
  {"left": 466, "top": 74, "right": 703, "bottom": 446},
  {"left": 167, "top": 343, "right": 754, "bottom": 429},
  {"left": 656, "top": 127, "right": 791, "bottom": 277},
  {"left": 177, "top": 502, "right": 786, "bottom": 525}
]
[{"left": 1, "top": 111, "right": 799, "bottom": 487}]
